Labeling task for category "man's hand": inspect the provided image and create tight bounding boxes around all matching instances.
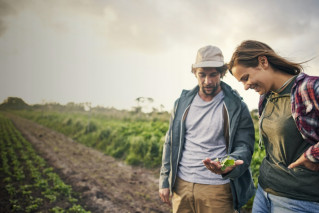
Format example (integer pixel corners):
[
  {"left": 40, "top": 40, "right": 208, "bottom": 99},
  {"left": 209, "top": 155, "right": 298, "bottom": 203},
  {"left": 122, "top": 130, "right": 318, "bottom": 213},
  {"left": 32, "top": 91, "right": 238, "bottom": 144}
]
[
  {"left": 288, "top": 154, "right": 319, "bottom": 171},
  {"left": 202, "top": 158, "right": 244, "bottom": 175},
  {"left": 159, "top": 188, "right": 171, "bottom": 206}
]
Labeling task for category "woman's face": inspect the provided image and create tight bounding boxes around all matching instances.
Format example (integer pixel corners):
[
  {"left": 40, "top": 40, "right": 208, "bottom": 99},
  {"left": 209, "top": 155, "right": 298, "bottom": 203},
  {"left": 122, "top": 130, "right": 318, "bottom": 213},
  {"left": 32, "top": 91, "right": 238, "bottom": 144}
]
[{"left": 231, "top": 64, "right": 272, "bottom": 95}]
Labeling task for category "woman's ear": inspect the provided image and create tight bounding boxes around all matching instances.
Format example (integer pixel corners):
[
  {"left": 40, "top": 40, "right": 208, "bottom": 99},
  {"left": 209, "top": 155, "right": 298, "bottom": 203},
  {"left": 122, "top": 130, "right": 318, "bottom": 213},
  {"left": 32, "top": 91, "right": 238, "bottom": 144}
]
[{"left": 258, "top": 56, "right": 269, "bottom": 69}]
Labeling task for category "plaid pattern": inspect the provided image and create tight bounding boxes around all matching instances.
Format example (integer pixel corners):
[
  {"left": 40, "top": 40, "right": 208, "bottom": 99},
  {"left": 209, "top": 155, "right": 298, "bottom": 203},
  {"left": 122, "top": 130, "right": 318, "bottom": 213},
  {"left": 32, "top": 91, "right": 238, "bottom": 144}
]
[{"left": 259, "top": 73, "right": 319, "bottom": 162}]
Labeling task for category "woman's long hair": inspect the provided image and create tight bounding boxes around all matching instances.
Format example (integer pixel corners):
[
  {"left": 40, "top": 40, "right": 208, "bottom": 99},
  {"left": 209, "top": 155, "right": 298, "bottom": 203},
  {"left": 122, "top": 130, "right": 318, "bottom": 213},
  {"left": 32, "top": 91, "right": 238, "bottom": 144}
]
[{"left": 228, "top": 40, "right": 303, "bottom": 75}]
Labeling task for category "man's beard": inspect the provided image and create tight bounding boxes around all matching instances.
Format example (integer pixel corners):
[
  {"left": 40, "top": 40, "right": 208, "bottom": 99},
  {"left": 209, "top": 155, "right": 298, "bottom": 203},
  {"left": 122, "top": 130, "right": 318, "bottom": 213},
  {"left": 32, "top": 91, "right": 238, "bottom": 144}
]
[{"left": 202, "top": 83, "right": 220, "bottom": 96}]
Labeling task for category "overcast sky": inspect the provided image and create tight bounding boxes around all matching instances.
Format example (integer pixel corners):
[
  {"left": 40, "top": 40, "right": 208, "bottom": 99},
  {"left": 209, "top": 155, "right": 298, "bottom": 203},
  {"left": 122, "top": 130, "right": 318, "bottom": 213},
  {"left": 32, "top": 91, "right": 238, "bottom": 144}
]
[{"left": 1, "top": 0, "right": 318, "bottom": 112}]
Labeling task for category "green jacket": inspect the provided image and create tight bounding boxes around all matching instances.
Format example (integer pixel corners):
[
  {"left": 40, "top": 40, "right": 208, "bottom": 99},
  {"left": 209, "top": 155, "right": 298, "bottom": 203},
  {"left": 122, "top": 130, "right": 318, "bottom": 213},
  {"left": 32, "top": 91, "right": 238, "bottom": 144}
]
[{"left": 159, "top": 82, "right": 256, "bottom": 211}]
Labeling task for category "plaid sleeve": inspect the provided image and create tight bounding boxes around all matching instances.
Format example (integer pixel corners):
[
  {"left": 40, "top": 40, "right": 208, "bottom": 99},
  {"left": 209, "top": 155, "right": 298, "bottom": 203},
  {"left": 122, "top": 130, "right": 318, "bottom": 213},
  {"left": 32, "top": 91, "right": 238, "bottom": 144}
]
[
  {"left": 304, "top": 143, "right": 319, "bottom": 163},
  {"left": 303, "top": 79, "right": 319, "bottom": 163}
]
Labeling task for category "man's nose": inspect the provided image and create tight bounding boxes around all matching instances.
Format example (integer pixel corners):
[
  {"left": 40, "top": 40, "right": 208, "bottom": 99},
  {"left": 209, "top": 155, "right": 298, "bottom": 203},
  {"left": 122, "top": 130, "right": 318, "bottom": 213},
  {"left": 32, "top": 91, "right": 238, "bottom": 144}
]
[{"left": 205, "top": 76, "right": 212, "bottom": 84}]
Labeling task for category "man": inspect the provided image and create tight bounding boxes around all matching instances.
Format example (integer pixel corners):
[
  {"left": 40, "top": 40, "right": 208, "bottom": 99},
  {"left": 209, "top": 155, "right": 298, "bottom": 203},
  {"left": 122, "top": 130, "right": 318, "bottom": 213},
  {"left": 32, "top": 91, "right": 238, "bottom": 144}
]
[{"left": 159, "top": 45, "right": 255, "bottom": 213}]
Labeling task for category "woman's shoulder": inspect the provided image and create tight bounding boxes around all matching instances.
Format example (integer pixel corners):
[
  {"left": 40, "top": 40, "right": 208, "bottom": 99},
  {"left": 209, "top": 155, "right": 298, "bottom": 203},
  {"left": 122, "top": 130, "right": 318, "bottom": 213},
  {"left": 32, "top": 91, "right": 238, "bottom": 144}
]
[
  {"left": 293, "top": 73, "right": 319, "bottom": 95},
  {"left": 295, "top": 72, "right": 319, "bottom": 85},
  {"left": 290, "top": 73, "right": 319, "bottom": 113}
]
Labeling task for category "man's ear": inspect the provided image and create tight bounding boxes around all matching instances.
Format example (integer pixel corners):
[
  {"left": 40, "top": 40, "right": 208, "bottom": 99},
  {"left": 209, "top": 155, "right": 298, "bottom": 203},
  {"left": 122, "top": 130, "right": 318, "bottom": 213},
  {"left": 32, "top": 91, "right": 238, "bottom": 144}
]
[
  {"left": 258, "top": 56, "right": 269, "bottom": 69},
  {"left": 193, "top": 68, "right": 198, "bottom": 77}
]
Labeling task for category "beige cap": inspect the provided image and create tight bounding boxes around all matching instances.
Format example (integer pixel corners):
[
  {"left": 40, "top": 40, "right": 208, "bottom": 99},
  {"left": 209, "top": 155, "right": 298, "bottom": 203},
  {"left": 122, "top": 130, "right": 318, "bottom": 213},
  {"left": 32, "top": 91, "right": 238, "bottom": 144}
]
[{"left": 192, "top": 45, "right": 224, "bottom": 68}]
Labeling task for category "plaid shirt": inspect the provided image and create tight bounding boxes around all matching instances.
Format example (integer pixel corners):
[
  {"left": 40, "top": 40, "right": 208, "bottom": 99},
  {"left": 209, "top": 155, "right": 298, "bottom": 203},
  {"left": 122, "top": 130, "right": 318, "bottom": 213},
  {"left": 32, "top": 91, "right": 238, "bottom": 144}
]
[{"left": 259, "top": 73, "right": 319, "bottom": 163}]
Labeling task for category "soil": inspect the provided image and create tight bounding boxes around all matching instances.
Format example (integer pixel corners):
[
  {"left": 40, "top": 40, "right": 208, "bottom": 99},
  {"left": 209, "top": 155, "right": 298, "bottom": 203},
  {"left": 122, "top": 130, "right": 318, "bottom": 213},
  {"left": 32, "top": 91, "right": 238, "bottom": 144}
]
[{"left": 5, "top": 114, "right": 171, "bottom": 213}]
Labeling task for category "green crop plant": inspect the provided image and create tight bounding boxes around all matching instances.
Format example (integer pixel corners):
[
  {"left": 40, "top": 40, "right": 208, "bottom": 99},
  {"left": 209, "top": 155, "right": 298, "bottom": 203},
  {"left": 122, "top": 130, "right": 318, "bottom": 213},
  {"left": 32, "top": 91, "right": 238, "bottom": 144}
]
[
  {"left": 213, "top": 156, "right": 236, "bottom": 171},
  {"left": 68, "top": 204, "right": 91, "bottom": 213},
  {"left": 13, "top": 109, "right": 169, "bottom": 168},
  {"left": 50, "top": 206, "right": 65, "bottom": 213},
  {"left": 0, "top": 112, "right": 89, "bottom": 212}
]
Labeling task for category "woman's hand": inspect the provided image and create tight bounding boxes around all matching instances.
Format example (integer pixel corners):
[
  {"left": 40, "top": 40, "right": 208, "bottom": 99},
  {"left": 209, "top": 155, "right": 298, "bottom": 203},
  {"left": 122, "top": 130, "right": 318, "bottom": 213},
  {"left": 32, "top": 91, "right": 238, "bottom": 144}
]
[{"left": 288, "top": 154, "right": 319, "bottom": 171}]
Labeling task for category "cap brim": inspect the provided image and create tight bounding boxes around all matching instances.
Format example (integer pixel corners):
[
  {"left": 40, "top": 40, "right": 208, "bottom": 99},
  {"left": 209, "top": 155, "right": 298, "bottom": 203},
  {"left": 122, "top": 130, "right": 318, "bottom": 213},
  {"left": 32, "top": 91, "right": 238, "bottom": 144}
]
[{"left": 192, "top": 61, "right": 224, "bottom": 68}]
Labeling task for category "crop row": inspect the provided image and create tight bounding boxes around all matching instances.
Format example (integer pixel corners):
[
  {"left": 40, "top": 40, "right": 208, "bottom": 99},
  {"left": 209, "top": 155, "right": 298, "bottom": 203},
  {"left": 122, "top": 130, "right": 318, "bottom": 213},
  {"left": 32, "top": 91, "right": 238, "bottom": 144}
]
[
  {"left": 0, "top": 113, "right": 90, "bottom": 213},
  {"left": 13, "top": 110, "right": 169, "bottom": 168}
]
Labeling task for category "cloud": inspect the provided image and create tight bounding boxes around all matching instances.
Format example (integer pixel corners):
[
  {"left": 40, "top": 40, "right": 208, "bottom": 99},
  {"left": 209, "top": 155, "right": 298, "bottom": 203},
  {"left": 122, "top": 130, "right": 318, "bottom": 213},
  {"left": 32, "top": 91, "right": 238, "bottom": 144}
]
[
  {"left": 0, "top": 0, "right": 16, "bottom": 36},
  {"left": 2, "top": 0, "right": 319, "bottom": 54}
]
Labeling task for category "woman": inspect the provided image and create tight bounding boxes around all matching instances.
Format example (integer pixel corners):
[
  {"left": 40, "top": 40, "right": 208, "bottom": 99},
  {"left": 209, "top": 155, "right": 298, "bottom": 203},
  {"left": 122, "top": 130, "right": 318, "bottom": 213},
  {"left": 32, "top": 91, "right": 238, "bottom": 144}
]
[{"left": 228, "top": 40, "right": 319, "bottom": 213}]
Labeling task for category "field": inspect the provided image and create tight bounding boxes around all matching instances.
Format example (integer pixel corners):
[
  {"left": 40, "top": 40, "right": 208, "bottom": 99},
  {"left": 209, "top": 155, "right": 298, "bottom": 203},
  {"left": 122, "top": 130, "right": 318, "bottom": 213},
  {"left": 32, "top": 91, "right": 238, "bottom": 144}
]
[
  {"left": 0, "top": 101, "right": 265, "bottom": 212},
  {"left": 0, "top": 113, "right": 90, "bottom": 212},
  {"left": 1, "top": 112, "right": 170, "bottom": 212},
  {"left": 12, "top": 108, "right": 169, "bottom": 168}
]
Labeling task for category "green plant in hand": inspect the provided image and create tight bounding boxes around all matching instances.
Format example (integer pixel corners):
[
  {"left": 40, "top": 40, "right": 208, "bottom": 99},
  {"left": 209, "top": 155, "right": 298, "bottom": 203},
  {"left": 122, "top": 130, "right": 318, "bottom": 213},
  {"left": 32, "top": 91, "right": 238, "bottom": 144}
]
[{"left": 214, "top": 156, "right": 235, "bottom": 171}]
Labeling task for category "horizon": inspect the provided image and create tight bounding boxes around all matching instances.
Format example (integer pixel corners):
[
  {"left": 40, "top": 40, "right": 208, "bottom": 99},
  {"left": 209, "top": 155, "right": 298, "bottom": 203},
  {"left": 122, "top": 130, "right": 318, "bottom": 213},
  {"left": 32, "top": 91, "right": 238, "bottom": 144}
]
[{"left": 0, "top": 96, "right": 170, "bottom": 113}]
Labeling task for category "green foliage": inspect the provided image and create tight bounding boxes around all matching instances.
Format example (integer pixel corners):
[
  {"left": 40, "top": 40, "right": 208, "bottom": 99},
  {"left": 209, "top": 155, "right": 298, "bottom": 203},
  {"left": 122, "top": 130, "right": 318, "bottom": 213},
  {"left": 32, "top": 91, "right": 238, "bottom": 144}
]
[
  {"left": 0, "top": 97, "right": 30, "bottom": 110},
  {"left": 98, "top": 128, "right": 112, "bottom": 140},
  {"left": 50, "top": 206, "right": 65, "bottom": 213},
  {"left": 85, "top": 122, "right": 97, "bottom": 134},
  {"left": 214, "top": 156, "right": 235, "bottom": 171},
  {"left": 0, "top": 113, "right": 89, "bottom": 212},
  {"left": 68, "top": 204, "right": 91, "bottom": 213},
  {"left": 251, "top": 129, "right": 266, "bottom": 187},
  {"left": 13, "top": 109, "right": 169, "bottom": 168}
]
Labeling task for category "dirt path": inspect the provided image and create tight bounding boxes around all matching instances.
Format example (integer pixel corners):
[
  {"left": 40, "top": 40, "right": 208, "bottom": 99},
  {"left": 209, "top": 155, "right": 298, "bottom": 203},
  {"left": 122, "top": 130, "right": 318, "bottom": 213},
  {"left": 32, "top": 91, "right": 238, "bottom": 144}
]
[{"left": 7, "top": 114, "right": 170, "bottom": 213}]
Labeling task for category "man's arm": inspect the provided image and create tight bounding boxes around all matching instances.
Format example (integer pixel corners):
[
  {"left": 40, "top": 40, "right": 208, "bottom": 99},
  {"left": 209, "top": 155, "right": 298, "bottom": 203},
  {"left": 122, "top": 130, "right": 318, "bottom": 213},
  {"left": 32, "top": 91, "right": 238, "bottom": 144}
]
[
  {"left": 158, "top": 130, "right": 172, "bottom": 205},
  {"left": 159, "top": 99, "right": 178, "bottom": 204},
  {"left": 159, "top": 130, "right": 171, "bottom": 189},
  {"left": 222, "top": 101, "right": 255, "bottom": 179}
]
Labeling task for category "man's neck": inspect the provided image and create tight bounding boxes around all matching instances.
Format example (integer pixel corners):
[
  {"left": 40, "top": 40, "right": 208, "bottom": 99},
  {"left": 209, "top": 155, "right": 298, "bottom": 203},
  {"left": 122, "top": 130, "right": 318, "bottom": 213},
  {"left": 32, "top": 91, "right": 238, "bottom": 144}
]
[{"left": 198, "top": 87, "right": 222, "bottom": 102}]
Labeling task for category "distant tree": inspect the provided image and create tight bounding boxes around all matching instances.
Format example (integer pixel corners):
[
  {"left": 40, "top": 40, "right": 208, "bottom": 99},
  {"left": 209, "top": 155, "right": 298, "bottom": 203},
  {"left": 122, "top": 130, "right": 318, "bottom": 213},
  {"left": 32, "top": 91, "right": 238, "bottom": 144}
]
[
  {"left": 0, "top": 97, "right": 30, "bottom": 110},
  {"left": 151, "top": 107, "right": 158, "bottom": 113},
  {"left": 132, "top": 106, "right": 142, "bottom": 114},
  {"left": 159, "top": 104, "right": 165, "bottom": 112},
  {"left": 135, "top": 97, "right": 145, "bottom": 106},
  {"left": 134, "top": 97, "right": 155, "bottom": 113}
]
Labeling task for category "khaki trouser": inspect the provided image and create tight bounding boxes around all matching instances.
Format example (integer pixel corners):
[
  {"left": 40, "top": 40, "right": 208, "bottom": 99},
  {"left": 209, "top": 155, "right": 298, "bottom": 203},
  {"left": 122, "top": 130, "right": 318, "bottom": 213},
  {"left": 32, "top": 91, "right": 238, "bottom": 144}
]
[{"left": 172, "top": 177, "right": 234, "bottom": 213}]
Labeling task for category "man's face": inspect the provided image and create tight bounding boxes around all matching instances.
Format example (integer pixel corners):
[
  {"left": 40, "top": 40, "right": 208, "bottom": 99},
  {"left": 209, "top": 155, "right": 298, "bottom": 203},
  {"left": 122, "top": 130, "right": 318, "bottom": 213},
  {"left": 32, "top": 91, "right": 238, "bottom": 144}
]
[{"left": 195, "top": 67, "right": 221, "bottom": 99}]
